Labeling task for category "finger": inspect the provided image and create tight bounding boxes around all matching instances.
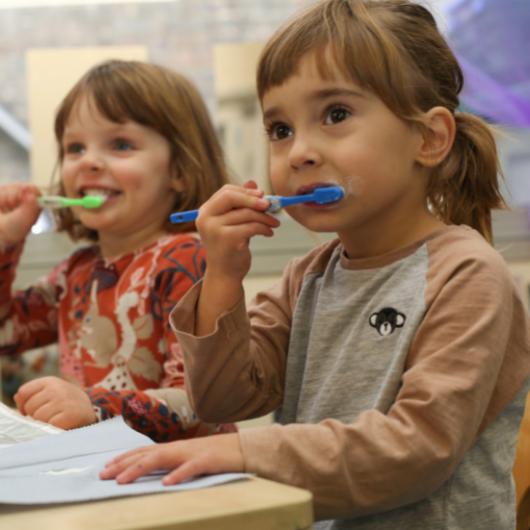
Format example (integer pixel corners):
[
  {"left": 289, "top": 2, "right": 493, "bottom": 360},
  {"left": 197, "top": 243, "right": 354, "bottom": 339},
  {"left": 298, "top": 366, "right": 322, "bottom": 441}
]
[
  {"left": 20, "top": 185, "right": 40, "bottom": 203},
  {"left": 19, "top": 388, "right": 51, "bottom": 417},
  {"left": 16, "top": 378, "right": 45, "bottom": 396},
  {"left": 203, "top": 189, "right": 269, "bottom": 218},
  {"left": 28, "top": 401, "right": 59, "bottom": 424},
  {"left": 115, "top": 455, "right": 168, "bottom": 484},
  {"left": 162, "top": 458, "right": 206, "bottom": 486},
  {"left": 216, "top": 207, "right": 281, "bottom": 228},
  {"left": 46, "top": 410, "right": 85, "bottom": 430},
  {"left": 14, "top": 380, "right": 46, "bottom": 413},
  {"left": 242, "top": 180, "right": 258, "bottom": 191},
  {"left": 219, "top": 182, "right": 261, "bottom": 195},
  {"left": 46, "top": 411, "right": 70, "bottom": 429},
  {"left": 105, "top": 446, "right": 152, "bottom": 466},
  {"left": 223, "top": 223, "right": 277, "bottom": 242},
  {"left": 101, "top": 449, "right": 158, "bottom": 479},
  {"left": 110, "top": 452, "right": 150, "bottom": 471}
]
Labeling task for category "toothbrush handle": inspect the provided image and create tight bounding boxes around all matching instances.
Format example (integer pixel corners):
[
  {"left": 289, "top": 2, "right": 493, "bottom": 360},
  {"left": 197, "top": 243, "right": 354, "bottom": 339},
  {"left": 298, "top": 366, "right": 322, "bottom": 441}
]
[
  {"left": 279, "top": 195, "right": 311, "bottom": 207},
  {"left": 266, "top": 194, "right": 312, "bottom": 210},
  {"left": 169, "top": 209, "right": 199, "bottom": 223},
  {"left": 169, "top": 196, "right": 310, "bottom": 222}
]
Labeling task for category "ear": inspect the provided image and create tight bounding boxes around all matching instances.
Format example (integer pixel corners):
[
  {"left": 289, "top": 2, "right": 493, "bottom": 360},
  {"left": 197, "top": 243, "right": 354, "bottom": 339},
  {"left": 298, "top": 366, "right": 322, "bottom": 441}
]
[
  {"left": 415, "top": 106, "right": 456, "bottom": 168},
  {"left": 169, "top": 173, "right": 186, "bottom": 193}
]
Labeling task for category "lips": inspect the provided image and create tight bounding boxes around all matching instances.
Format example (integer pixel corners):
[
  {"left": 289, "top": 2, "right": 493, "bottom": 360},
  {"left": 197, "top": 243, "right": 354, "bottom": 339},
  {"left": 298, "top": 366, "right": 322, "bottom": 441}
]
[{"left": 295, "top": 182, "right": 337, "bottom": 196}]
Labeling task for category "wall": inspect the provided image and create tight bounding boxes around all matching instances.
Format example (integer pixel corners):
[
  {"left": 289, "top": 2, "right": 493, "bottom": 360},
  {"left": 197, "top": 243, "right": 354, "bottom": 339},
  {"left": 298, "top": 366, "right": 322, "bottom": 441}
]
[{"left": 0, "top": 0, "right": 313, "bottom": 185}]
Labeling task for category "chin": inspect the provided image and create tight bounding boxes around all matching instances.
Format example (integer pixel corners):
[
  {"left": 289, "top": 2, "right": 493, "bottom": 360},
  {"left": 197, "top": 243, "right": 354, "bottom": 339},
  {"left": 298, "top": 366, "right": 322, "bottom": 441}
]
[{"left": 297, "top": 218, "right": 338, "bottom": 234}]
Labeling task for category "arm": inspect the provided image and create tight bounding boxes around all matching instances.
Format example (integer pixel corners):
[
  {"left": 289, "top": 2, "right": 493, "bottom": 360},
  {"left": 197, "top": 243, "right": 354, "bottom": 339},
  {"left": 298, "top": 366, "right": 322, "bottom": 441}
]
[
  {"left": 170, "top": 264, "right": 296, "bottom": 422},
  {"left": 85, "top": 235, "right": 239, "bottom": 441},
  {"left": 193, "top": 182, "right": 281, "bottom": 336},
  {"left": 102, "top": 242, "right": 530, "bottom": 521},
  {"left": 237, "top": 248, "right": 530, "bottom": 519},
  {"left": 0, "top": 184, "right": 60, "bottom": 355}
]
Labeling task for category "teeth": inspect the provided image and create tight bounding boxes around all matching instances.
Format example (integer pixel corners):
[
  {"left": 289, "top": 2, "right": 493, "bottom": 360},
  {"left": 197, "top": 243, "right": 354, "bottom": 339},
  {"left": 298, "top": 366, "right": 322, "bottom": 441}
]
[{"left": 82, "top": 188, "right": 114, "bottom": 197}]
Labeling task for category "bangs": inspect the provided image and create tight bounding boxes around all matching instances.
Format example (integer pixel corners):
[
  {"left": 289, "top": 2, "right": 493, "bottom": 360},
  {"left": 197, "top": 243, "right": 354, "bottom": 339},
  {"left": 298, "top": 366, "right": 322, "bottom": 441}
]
[
  {"left": 257, "top": 0, "right": 427, "bottom": 119},
  {"left": 55, "top": 62, "right": 165, "bottom": 151}
]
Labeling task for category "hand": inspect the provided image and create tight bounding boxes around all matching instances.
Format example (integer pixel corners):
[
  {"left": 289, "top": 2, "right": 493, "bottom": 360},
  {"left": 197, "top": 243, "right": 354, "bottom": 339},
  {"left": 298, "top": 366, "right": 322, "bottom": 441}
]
[
  {"left": 14, "top": 376, "right": 97, "bottom": 429},
  {"left": 196, "top": 181, "right": 280, "bottom": 281},
  {"left": 0, "top": 183, "right": 41, "bottom": 247},
  {"left": 99, "top": 433, "right": 244, "bottom": 485},
  {"left": 195, "top": 181, "right": 281, "bottom": 335}
]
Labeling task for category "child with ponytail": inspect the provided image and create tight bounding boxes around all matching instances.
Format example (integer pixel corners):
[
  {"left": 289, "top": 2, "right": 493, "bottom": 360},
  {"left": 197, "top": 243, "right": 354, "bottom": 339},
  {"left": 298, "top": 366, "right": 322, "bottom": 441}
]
[{"left": 102, "top": 2, "right": 530, "bottom": 528}]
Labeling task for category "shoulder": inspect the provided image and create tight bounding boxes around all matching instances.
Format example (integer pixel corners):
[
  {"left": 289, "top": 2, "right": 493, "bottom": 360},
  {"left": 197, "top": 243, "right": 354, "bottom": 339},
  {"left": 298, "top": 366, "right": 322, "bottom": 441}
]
[
  {"left": 64, "top": 244, "right": 99, "bottom": 269},
  {"left": 425, "top": 225, "right": 516, "bottom": 301},
  {"left": 427, "top": 225, "right": 508, "bottom": 272}
]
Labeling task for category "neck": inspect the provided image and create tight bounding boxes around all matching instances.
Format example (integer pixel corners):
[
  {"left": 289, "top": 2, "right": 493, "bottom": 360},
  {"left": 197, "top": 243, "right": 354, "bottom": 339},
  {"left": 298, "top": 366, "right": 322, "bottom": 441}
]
[
  {"left": 97, "top": 226, "right": 168, "bottom": 258},
  {"left": 339, "top": 209, "right": 446, "bottom": 260}
]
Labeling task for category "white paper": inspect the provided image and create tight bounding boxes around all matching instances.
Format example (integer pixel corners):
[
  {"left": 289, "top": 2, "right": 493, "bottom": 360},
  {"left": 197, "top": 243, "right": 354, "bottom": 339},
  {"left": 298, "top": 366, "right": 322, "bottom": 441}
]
[
  {"left": 0, "top": 402, "right": 62, "bottom": 448},
  {"left": 0, "top": 416, "right": 249, "bottom": 504}
]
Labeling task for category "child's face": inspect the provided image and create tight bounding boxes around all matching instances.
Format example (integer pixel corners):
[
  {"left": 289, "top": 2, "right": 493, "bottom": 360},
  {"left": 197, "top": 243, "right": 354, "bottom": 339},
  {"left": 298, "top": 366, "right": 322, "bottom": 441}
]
[
  {"left": 262, "top": 52, "right": 440, "bottom": 258},
  {"left": 60, "top": 96, "right": 181, "bottom": 244}
]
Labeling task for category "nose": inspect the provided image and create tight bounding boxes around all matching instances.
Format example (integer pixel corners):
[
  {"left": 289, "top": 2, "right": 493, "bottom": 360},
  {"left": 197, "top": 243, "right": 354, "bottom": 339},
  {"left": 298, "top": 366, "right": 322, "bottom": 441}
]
[
  {"left": 79, "top": 147, "right": 104, "bottom": 173},
  {"left": 288, "top": 133, "right": 322, "bottom": 170}
]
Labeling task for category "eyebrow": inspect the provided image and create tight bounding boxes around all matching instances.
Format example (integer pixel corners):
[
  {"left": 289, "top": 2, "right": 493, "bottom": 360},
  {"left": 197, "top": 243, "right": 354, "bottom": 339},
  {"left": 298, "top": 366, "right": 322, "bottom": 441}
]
[
  {"left": 263, "top": 87, "right": 366, "bottom": 122},
  {"left": 63, "top": 121, "right": 134, "bottom": 138}
]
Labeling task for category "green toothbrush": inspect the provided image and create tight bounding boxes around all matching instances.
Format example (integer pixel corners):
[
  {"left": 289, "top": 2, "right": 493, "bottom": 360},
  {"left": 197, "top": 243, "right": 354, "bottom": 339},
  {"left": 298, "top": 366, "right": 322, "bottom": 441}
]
[{"left": 37, "top": 195, "right": 106, "bottom": 209}]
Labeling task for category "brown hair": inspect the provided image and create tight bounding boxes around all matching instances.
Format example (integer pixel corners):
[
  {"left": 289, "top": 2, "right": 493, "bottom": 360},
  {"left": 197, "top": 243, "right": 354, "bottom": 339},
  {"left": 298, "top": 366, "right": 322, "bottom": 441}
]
[
  {"left": 54, "top": 59, "right": 230, "bottom": 241},
  {"left": 257, "top": 0, "right": 505, "bottom": 242}
]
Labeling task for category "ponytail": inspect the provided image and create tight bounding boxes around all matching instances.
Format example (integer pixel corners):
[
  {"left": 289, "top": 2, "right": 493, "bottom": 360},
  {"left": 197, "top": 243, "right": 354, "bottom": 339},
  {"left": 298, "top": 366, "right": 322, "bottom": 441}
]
[{"left": 426, "top": 112, "right": 505, "bottom": 244}]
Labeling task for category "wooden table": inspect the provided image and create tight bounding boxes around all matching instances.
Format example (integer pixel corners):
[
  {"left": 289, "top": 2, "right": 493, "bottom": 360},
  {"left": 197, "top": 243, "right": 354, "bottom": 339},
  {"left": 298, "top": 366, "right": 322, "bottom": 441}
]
[{"left": 0, "top": 476, "right": 313, "bottom": 530}]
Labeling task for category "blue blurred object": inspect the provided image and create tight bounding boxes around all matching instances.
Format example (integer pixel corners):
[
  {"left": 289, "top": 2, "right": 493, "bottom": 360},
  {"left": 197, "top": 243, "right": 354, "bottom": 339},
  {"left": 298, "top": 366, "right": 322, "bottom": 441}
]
[{"left": 444, "top": 0, "right": 530, "bottom": 126}]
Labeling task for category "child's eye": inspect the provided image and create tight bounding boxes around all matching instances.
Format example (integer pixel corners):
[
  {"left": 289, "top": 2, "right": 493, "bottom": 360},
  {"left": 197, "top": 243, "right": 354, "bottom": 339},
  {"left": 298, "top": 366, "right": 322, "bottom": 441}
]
[
  {"left": 324, "top": 105, "right": 351, "bottom": 125},
  {"left": 113, "top": 138, "right": 134, "bottom": 151},
  {"left": 266, "top": 122, "right": 293, "bottom": 141},
  {"left": 64, "top": 142, "right": 84, "bottom": 154}
]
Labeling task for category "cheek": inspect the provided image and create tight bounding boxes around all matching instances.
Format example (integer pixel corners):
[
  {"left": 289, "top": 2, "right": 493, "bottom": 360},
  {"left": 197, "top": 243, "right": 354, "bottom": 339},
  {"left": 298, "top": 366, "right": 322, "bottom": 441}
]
[
  {"left": 342, "top": 175, "right": 366, "bottom": 199},
  {"left": 268, "top": 158, "right": 287, "bottom": 189},
  {"left": 60, "top": 165, "right": 76, "bottom": 192}
]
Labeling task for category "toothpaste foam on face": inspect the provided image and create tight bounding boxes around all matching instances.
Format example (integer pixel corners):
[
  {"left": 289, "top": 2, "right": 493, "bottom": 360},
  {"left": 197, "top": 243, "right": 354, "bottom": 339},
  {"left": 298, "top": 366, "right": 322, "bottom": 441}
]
[{"left": 340, "top": 176, "right": 361, "bottom": 198}]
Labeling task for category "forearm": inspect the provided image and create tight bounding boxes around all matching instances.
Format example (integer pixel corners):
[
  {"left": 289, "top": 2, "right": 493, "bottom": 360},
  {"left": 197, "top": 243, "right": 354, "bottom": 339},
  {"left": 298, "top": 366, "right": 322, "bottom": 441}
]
[
  {"left": 239, "top": 407, "right": 471, "bottom": 521},
  {"left": 172, "top": 282, "right": 288, "bottom": 422},
  {"left": 196, "top": 270, "right": 244, "bottom": 336},
  {"left": 88, "top": 387, "right": 190, "bottom": 442},
  {"left": 87, "top": 386, "right": 233, "bottom": 442},
  {"left": 0, "top": 242, "right": 24, "bottom": 309},
  {"left": 0, "top": 243, "right": 59, "bottom": 354}
]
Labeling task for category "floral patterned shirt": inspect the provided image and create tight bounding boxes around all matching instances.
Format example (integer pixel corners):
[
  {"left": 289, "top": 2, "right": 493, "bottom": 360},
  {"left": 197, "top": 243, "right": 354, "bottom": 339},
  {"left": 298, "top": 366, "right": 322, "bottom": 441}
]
[{"left": 0, "top": 233, "right": 235, "bottom": 441}]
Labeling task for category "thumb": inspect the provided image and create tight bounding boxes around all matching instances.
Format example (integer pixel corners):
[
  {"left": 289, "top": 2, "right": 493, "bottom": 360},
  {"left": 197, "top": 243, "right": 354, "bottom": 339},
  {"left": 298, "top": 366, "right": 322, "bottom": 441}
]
[{"left": 242, "top": 180, "right": 258, "bottom": 190}]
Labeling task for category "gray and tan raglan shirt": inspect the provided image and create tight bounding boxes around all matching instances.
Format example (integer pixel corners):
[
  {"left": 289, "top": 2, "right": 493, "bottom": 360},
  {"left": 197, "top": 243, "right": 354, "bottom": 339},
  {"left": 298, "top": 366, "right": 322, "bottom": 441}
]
[{"left": 171, "top": 225, "right": 530, "bottom": 530}]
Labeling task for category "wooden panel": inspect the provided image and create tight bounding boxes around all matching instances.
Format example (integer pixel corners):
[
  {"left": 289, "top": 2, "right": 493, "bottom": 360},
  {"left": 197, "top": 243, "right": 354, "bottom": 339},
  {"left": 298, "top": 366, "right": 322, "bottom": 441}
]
[{"left": 26, "top": 46, "right": 147, "bottom": 188}]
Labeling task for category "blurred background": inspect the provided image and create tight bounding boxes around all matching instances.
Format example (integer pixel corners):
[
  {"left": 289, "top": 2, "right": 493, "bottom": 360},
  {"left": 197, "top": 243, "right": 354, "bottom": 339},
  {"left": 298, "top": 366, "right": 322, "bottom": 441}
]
[{"left": 1, "top": 0, "right": 529, "bottom": 402}]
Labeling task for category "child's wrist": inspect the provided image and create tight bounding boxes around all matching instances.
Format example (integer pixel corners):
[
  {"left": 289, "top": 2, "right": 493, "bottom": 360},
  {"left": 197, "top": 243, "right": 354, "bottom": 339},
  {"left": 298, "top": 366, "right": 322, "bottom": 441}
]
[{"left": 203, "top": 272, "right": 243, "bottom": 302}]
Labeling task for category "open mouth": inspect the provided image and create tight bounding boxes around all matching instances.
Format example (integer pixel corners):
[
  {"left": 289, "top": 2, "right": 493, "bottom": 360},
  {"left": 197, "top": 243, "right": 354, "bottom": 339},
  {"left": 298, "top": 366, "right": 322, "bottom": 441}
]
[{"left": 78, "top": 187, "right": 121, "bottom": 200}]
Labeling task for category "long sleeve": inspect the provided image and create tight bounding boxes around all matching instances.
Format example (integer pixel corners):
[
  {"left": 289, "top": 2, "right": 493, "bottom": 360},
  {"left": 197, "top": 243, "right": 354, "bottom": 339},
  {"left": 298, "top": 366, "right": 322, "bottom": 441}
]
[
  {"left": 171, "top": 228, "right": 530, "bottom": 522},
  {"left": 0, "top": 242, "right": 61, "bottom": 355},
  {"left": 68, "top": 234, "right": 235, "bottom": 441},
  {"left": 237, "top": 256, "right": 528, "bottom": 519}
]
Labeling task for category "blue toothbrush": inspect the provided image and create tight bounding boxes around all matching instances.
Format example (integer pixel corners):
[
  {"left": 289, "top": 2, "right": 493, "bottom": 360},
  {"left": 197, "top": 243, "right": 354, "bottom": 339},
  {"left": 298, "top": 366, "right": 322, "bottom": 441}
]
[{"left": 169, "top": 185, "right": 345, "bottom": 223}]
